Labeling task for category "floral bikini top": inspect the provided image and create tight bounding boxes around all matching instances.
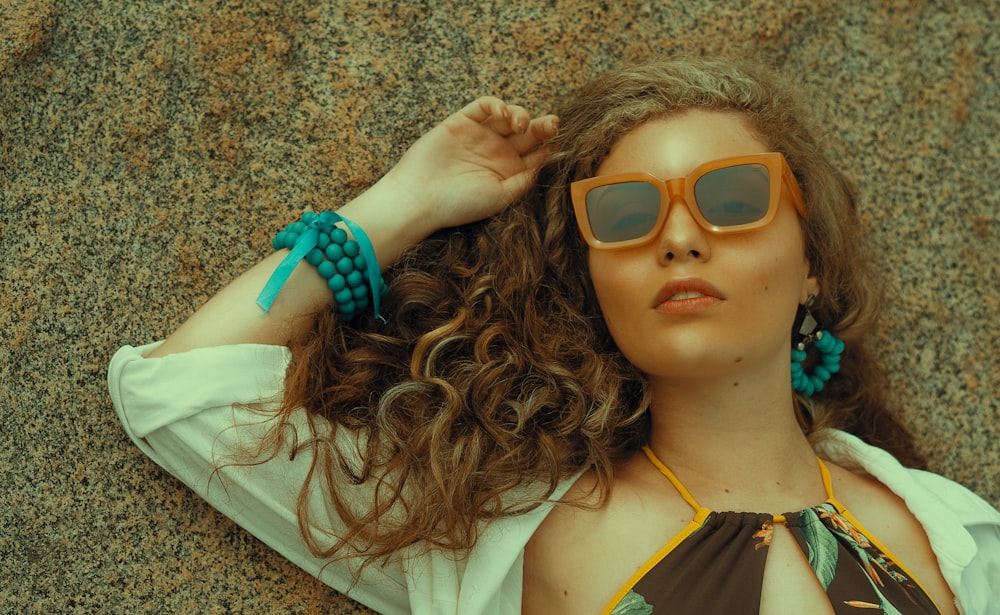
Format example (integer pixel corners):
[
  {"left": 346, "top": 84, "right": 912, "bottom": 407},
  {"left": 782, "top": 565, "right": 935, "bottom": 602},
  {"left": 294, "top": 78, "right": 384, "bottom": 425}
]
[{"left": 604, "top": 447, "right": 942, "bottom": 615}]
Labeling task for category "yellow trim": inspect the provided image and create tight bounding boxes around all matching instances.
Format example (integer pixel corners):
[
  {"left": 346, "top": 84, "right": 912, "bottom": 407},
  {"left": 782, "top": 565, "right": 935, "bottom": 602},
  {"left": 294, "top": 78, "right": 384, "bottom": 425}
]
[
  {"left": 817, "top": 457, "right": 835, "bottom": 499},
  {"left": 644, "top": 446, "right": 836, "bottom": 514},
  {"left": 604, "top": 447, "right": 716, "bottom": 614},
  {"left": 641, "top": 445, "right": 702, "bottom": 512},
  {"left": 599, "top": 507, "right": 712, "bottom": 615},
  {"left": 830, "top": 499, "right": 944, "bottom": 615}
]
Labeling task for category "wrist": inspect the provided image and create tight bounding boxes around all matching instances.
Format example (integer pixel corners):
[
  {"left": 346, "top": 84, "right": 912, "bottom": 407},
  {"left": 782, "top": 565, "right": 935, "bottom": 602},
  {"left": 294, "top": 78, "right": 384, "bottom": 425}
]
[
  {"left": 261, "top": 212, "right": 388, "bottom": 322},
  {"left": 335, "top": 173, "right": 443, "bottom": 267},
  {"left": 254, "top": 172, "right": 442, "bottom": 324}
]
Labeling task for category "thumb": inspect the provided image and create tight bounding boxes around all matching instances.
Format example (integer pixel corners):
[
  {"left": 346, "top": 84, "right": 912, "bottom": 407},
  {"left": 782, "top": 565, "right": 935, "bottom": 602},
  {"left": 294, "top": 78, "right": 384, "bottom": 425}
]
[
  {"left": 498, "top": 166, "right": 543, "bottom": 208},
  {"left": 500, "top": 145, "right": 552, "bottom": 202}
]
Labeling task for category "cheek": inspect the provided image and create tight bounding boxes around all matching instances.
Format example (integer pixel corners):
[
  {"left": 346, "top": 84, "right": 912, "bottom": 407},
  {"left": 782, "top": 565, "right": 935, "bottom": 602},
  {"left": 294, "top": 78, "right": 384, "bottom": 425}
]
[
  {"left": 587, "top": 253, "right": 614, "bottom": 307},
  {"left": 738, "top": 241, "right": 813, "bottom": 333},
  {"left": 747, "top": 217, "right": 813, "bottom": 297},
  {"left": 586, "top": 252, "right": 634, "bottom": 329},
  {"left": 758, "top": 252, "right": 803, "bottom": 290},
  {"left": 746, "top": 248, "right": 807, "bottom": 298}
]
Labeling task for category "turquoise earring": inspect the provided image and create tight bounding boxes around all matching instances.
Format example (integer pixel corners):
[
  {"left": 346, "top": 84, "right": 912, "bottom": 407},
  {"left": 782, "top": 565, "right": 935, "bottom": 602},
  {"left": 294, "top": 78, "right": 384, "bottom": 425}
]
[{"left": 791, "top": 296, "right": 844, "bottom": 397}]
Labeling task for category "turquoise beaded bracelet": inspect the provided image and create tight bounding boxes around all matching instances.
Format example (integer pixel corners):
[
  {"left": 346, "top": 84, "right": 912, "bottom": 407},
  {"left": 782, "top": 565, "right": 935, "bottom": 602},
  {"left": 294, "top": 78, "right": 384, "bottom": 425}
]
[{"left": 256, "top": 211, "right": 387, "bottom": 323}]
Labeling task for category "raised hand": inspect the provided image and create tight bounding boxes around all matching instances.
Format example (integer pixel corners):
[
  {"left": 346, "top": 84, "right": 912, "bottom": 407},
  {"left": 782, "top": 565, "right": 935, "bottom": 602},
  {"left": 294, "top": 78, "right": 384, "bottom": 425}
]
[{"left": 373, "top": 96, "right": 560, "bottom": 232}]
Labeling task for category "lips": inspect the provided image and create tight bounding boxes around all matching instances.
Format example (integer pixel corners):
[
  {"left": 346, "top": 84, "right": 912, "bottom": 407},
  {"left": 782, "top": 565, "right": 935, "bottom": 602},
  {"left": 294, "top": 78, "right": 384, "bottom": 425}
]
[{"left": 653, "top": 278, "right": 725, "bottom": 311}]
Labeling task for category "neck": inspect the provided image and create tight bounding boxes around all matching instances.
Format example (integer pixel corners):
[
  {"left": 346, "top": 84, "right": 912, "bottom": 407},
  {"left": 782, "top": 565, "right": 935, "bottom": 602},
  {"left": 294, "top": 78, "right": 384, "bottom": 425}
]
[{"left": 643, "top": 364, "right": 824, "bottom": 512}]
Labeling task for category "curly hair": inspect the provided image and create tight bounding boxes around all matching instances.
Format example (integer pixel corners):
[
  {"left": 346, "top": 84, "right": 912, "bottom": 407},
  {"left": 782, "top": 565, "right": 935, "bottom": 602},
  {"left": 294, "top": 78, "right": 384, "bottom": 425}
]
[{"left": 257, "top": 55, "right": 923, "bottom": 571}]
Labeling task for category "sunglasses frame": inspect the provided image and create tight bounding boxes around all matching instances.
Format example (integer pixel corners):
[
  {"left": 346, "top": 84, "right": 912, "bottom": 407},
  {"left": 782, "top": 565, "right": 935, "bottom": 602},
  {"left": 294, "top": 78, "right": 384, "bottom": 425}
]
[{"left": 570, "top": 152, "right": 807, "bottom": 250}]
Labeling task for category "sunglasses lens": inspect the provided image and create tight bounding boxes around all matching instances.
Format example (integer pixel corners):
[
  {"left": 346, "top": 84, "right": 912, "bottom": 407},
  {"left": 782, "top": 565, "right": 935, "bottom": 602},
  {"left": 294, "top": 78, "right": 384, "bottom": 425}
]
[
  {"left": 585, "top": 181, "right": 662, "bottom": 243},
  {"left": 693, "top": 164, "right": 772, "bottom": 227}
]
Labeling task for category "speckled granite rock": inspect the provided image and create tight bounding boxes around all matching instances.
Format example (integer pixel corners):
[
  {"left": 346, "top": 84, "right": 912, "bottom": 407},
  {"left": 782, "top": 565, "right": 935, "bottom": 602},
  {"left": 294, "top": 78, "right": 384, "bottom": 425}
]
[{"left": 1, "top": 0, "right": 996, "bottom": 612}]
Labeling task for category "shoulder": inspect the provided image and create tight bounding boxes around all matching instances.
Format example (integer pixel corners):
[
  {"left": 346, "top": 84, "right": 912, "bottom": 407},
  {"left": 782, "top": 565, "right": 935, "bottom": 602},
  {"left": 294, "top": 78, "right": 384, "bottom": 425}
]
[
  {"left": 816, "top": 429, "right": 1000, "bottom": 614},
  {"left": 521, "top": 471, "right": 610, "bottom": 613},
  {"left": 814, "top": 429, "right": 1000, "bottom": 527}
]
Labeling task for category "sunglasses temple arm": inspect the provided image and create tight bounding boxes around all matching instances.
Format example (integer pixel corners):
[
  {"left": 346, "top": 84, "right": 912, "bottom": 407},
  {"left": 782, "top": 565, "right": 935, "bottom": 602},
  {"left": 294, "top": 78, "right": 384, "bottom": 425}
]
[{"left": 782, "top": 168, "right": 807, "bottom": 217}]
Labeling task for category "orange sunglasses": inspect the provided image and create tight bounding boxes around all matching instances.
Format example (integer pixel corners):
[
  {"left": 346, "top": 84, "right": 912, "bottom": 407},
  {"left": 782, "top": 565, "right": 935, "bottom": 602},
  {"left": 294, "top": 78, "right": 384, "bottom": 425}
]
[{"left": 570, "top": 152, "right": 806, "bottom": 249}]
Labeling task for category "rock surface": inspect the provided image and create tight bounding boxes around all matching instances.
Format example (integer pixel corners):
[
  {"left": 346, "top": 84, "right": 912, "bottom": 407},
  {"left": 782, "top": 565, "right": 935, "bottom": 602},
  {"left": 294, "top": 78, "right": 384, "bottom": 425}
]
[{"left": 1, "top": 0, "right": 997, "bottom": 612}]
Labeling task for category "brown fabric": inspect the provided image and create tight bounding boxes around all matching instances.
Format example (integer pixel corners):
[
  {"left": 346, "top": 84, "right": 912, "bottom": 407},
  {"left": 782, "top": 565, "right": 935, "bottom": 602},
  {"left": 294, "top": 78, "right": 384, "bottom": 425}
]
[
  {"left": 624, "top": 511, "right": 771, "bottom": 614},
  {"left": 607, "top": 452, "right": 941, "bottom": 614}
]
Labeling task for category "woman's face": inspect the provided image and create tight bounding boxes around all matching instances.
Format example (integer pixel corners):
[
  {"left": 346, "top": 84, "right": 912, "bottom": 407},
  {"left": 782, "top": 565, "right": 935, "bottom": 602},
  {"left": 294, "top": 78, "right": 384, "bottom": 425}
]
[{"left": 586, "top": 109, "right": 817, "bottom": 382}]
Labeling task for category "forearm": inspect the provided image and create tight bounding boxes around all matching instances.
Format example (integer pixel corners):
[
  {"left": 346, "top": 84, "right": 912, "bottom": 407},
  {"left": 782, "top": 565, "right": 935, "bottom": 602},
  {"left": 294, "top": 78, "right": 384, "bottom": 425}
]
[{"left": 147, "top": 179, "right": 436, "bottom": 358}]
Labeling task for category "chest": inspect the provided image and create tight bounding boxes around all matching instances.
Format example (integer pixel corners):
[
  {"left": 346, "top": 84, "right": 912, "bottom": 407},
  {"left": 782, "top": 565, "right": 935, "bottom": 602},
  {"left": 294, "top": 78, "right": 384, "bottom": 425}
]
[
  {"left": 521, "top": 488, "right": 954, "bottom": 615},
  {"left": 524, "top": 511, "right": 820, "bottom": 614}
]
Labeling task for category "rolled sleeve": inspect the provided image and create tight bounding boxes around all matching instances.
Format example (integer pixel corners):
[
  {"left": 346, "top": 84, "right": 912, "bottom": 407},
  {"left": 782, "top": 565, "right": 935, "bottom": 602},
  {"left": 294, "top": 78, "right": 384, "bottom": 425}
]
[{"left": 107, "top": 342, "right": 411, "bottom": 615}]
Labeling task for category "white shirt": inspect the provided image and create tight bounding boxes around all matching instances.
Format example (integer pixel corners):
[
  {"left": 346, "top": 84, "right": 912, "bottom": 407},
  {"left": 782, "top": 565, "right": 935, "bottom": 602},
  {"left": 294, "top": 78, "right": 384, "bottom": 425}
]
[{"left": 108, "top": 342, "right": 1000, "bottom": 614}]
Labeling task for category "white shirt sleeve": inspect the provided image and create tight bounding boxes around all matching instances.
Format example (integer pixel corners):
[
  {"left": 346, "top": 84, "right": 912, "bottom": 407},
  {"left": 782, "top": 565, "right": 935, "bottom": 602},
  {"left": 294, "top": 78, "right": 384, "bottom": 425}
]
[
  {"left": 108, "top": 342, "right": 413, "bottom": 615},
  {"left": 907, "top": 469, "right": 1000, "bottom": 615}
]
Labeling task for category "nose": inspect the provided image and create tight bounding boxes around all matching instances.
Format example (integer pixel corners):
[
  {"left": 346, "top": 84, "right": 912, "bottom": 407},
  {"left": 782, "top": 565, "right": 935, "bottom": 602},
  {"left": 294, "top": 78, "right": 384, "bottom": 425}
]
[{"left": 658, "top": 177, "right": 711, "bottom": 264}]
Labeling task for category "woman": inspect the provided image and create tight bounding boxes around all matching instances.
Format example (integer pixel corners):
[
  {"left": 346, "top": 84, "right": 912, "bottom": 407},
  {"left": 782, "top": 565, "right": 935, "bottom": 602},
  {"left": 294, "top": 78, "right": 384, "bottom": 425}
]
[{"left": 109, "top": 57, "right": 1000, "bottom": 614}]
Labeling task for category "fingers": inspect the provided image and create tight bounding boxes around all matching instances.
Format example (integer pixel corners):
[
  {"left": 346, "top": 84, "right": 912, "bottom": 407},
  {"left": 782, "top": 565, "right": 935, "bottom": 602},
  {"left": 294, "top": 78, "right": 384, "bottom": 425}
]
[
  {"left": 519, "top": 145, "right": 553, "bottom": 173},
  {"left": 461, "top": 96, "right": 507, "bottom": 123},
  {"left": 508, "top": 114, "right": 559, "bottom": 153},
  {"left": 499, "top": 148, "right": 552, "bottom": 202},
  {"left": 462, "top": 97, "right": 516, "bottom": 135},
  {"left": 461, "top": 96, "right": 558, "bottom": 142}
]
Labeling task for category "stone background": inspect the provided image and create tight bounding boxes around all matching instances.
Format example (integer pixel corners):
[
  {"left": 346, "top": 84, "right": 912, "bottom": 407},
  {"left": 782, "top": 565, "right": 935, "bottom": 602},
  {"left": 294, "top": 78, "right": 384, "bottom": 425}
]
[{"left": 1, "top": 0, "right": 997, "bottom": 612}]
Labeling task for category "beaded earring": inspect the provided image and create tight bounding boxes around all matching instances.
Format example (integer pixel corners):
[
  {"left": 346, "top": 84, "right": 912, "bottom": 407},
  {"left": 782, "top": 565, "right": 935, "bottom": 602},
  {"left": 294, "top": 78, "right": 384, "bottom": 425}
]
[{"left": 790, "top": 295, "right": 844, "bottom": 397}]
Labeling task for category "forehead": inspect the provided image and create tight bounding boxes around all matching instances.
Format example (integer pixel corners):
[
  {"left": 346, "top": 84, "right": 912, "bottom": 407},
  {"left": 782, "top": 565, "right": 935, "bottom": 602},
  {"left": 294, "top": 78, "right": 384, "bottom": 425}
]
[{"left": 596, "top": 110, "right": 768, "bottom": 178}]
